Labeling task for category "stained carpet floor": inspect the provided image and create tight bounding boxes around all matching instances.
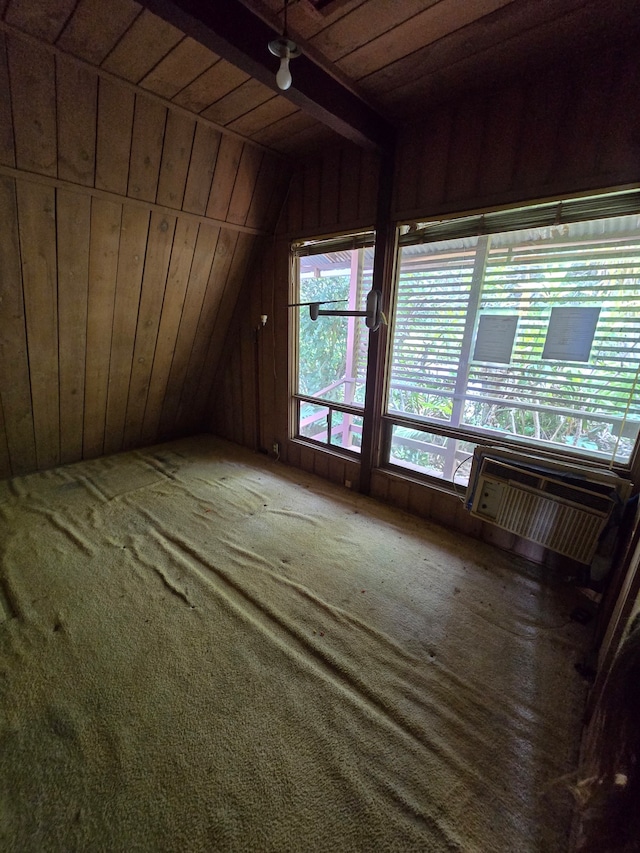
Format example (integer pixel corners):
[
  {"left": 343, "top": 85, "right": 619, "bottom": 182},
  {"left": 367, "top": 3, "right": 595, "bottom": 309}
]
[{"left": 0, "top": 436, "right": 590, "bottom": 851}]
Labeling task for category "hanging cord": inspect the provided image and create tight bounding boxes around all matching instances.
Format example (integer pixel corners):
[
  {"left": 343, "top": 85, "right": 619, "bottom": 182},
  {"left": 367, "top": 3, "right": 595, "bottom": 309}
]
[{"left": 608, "top": 361, "right": 640, "bottom": 469}]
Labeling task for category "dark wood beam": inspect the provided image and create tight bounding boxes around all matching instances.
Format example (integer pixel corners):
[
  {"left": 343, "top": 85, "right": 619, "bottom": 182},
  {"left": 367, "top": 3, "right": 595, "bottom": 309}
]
[{"left": 140, "top": 0, "right": 395, "bottom": 152}]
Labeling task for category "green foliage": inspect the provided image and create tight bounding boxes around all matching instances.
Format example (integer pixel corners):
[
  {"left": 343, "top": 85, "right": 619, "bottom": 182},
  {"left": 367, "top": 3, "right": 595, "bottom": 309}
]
[{"left": 298, "top": 275, "right": 349, "bottom": 399}]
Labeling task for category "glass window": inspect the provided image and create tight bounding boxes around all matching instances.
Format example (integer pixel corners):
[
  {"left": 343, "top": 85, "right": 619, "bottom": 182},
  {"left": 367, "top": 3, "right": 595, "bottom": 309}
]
[
  {"left": 293, "top": 240, "right": 375, "bottom": 454},
  {"left": 387, "top": 211, "right": 640, "bottom": 484}
]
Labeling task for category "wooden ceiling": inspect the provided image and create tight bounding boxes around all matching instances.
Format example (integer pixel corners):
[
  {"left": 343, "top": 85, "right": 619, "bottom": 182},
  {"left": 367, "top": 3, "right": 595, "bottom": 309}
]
[{"left": 1, "top": 0, "right": 638, "bottom": 157}]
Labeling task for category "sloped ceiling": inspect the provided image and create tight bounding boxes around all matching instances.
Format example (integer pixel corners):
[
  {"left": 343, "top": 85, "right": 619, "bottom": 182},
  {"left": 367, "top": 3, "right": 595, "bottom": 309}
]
[{"left": 3, "top": 0, "right": 638, "bottom": 157}]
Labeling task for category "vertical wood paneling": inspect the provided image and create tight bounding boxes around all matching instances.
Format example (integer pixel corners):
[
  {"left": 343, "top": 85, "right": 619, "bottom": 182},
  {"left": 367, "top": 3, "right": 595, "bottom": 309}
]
[
  {"left": 156, "top": 110, "right": 195, "bottom": 210},
  {"left": 598, "top": 52, "right": 640, "bottom": 179},
  {"left": 127, "top": 94, "right": 167, "bottom": 202},
  {"left": 57, "top": 189, "right": 90, "bottom": 464},
  {"left": 476, "top": 87, "right": 524, "bottom": 200},
  {"left": 301, "top": 161, "right": 321, "bottom": 232},
  {"left": 174, "top": 228, "right": 238, "bottom": 433},
  {"left": 416, "top": 106, "right": 452, "bottom": 212},
  {"left": 285, "top": 170, "right": 303, "bottom": 234},
  {"left": 16, "top": 181, "right": 59, "bottom": 470},
  {"left": 103, "top": 205, "right": 149, "bottom": 455},
  {"left": 0, "top": 176, "right": 36, "bottom": 474},
  {"left": 196, "top": 233, "right": 256, "bottom": 423},
  {"left": 357, "top": 150, "right": 379, "bottom": 223},
  {"left": 444, "top": 98, "right": 485, "bottom": 203},
  {"left": 319, "top": 147, "right": 341, "bottom": 229},
  {"left": 56, "top": 55, "right": 97, "bottom": 187},
  {"left": 338, "top": 146, "right": 360, "bottom": 225},
  {"left": 158, "top": 223, "right": 219, "bottom": 439},
  {"left": 8, "top": 37, "right": 57, "bottom": 175},
  {"left": 95, "top": 76, "right": 134, "bottom": 195},
  {"left": 0, "top": 23, "right": 285, "bottom": 480},
  {"left": 553, "top": 66, "right": 613, "bottom": 184},
  {"left": 394, "top": 131, "right": 421, "bottom": 216},
  {"left": 206, "top": 135, "right": 243, "bottom": 221},
  {"left": 0, "top": 33, "right": 15, "bottom": 167},
  {"left": 273, "top": 239, "right": 290, "bottom": 454},
  {"left": 141, "top": 218, "right": 198, "bottom": 443},
  {"left": 227, "top": 146, "right": 263, "bottom": 227},
  {"left": 245, "top": 156, "right": 278, "bottom": 231},
  {"left": 511, "top": 67, "right": 571, "bottom": 195},
  {"left": 257, "top": 249, "right": 276, "bottom": 452},
  {"left": 83, "top": 198, "right": 122, "bottom": 459},
  {"left": 182, "top": 123, "right": 220, "bottom": 215},
  {"left": 123, "top": 212, "right": 176, "bottom": 449}
]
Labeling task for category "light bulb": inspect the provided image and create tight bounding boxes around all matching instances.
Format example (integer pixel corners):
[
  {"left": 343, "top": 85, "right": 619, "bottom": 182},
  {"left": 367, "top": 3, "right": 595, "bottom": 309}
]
[{"left": 276, "top": 55, "right": 292, "bottom": 90}]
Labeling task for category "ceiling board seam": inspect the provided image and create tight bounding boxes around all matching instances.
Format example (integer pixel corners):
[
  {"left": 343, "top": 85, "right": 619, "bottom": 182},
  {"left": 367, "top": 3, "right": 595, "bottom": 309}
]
[
  {"left": 0, "top": 163, "right": 270, "bottom": 236},
  {"left": 222, "top": 93, "right": 279, "bottom": 130},
  {"left": 0, "top": 20, "right": 286, "bottom": 160},
  {"left": 1, "top": 30, "right": 17, "bottom": 167},
  {"left": 6, "top": 163, "right": 37, "bottom": 475},
  {"left": 138, "top": 31, "right": 188, "bottom": 88},
  {"left": 360, "top": 0, "right": 625, "bottom": 104},
  {"left": 53, "top": 0, "right": 84, "bottom": 47},
  {"left": 164, "top": 54, "right": 221, "bottom": 102},
  {"left": 247, "top": 105, "right": 301, "bottom": 140},
  {"left": 94, "top": 5, "right": 145, "bottom": 69},
  {"left": 241, "top": 0, "right": 372, "bottom": 97}
]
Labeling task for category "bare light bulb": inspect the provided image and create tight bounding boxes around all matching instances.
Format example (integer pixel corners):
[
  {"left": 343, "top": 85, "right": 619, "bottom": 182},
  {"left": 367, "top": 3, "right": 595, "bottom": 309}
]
[{"left": 276, "top": 55, "right": 292, "bottom": 90}]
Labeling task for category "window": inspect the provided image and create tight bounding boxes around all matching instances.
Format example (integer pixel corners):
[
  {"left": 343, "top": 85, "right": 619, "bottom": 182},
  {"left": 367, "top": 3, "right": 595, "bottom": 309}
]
[
  {"left": 386, "top": 193, "right": 640, "bottom": 486},
  {"left": 292, "top": 235, "right": 375, "bottom": 454}
]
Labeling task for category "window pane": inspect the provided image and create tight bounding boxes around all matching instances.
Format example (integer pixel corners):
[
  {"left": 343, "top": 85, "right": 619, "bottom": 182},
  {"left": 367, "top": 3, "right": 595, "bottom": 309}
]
[
  {"left": 299, "top": 401, "right": 329, "bottom": 443},
  {"left": 297, "top": 402, "right": 363, "bottom": 455},
  {"left": 389, "top": 426, "right": 476, "bottom": 486},
  {"left": 330, "top": 411, "right": 363, "bottom": 453},
  {"left": 388, "top": 213, "right": 640, "bottom": 465},
  {"left": 297, "top": 247, "right": 373, "bottom": 406}
]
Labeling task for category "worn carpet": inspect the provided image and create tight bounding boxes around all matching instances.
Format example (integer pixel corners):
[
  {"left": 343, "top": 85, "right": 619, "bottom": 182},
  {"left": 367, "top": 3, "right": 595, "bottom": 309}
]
[{"left": 0, "top": 435, "right": 590, "bottom": 851}]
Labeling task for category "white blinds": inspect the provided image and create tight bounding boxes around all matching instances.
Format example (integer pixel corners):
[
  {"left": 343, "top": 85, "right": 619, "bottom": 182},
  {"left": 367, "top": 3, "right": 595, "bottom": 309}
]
[{"left": 389, "top": 208, "right": 640, "bottom": 462}]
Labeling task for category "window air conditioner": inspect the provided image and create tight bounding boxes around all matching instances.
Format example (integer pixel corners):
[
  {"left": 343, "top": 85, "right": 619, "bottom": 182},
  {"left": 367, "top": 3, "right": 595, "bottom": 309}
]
[{"left": 465, "top": 447, "right": 632, "bottom": 565}]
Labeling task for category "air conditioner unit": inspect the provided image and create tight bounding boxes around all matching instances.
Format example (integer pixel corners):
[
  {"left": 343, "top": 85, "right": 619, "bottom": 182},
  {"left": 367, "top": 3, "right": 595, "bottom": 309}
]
[{"left": 465, "top": 447, "right": 632, "bottom": 564}]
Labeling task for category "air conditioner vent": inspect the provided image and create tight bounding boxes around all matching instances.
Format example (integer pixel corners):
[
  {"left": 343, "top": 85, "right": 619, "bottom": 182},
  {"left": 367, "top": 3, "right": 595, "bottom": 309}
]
[
  {"left": 542, "top": 480, "right": 612, "bottom": 512},
  {"left": 484, "top": 460, "right": 539, "bottom": 488},
  {"left": 465, "top": 446, "right": 632, "bottom": 564},
  {"left": 495, "top": 485, "right": 606, "bottom": 564}
]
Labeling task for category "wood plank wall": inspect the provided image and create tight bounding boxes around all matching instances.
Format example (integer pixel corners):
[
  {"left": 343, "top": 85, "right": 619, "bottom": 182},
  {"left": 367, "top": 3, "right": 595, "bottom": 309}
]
[
  {"left": 0, "top": 29, "right": 289, "bottom": 479},
  {"left": 209, "top": 142, "right": 378, "bottom": 492},
  {"left": 210, "top": 42, "right": 640, "bottom": 552},
  {"left": 394, "top": 46, "right": 640, "bottom": 221}
]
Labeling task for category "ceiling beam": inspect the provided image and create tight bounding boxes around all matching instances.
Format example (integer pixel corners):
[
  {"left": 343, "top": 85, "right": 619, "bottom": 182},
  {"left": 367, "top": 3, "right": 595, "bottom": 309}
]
[{"left": 140, "top": 0, "right": 396, "bottom": 152}]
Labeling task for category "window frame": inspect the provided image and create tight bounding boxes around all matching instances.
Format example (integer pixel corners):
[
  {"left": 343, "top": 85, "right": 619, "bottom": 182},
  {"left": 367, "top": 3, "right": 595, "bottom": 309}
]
[
  {"left": 289, "top": 230, "right": 375, "bottom": 460},
  {"left": 382, "top": 189, "right": 640, "bottom": 490}
]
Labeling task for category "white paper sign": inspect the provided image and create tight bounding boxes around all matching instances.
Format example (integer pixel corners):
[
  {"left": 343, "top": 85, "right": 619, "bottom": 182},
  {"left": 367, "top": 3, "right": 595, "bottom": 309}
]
[
  {"left": 542, "top": 306, "right": 601, "bottom": 362},
  {"left": 472, "top": 314, "right": 519, "bottom": 364}
]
